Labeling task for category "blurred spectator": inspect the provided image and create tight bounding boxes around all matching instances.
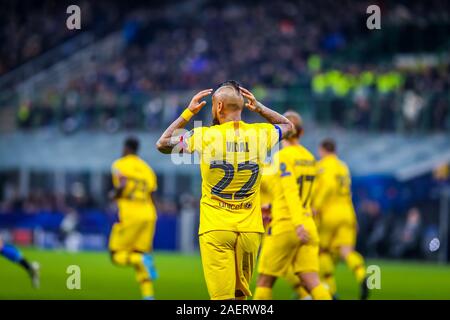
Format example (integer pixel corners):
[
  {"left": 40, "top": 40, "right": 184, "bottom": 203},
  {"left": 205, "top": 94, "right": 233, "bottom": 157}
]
[
  {"left": 390, "top": 207, "right": 423, "bottom": 258},
  {"left": 402, "top": 90, "right": 425, "bottom": 131}
]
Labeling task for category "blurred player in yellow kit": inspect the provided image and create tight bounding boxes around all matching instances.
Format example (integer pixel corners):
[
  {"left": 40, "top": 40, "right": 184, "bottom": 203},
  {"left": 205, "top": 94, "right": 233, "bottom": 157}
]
[
  {"left": 254, "top": 111, "right": 331, "bottom": 300},
  {"left": 259, "top": 165, "right": 311, "bottom": 300},
  {"left": 156, "top": 81, "right": 294, "bottom": 299},
  {"left": 109, "top": 137, "right": 158, "bottom": 300},
  {"left": 313, "top": 138, "right": 368, "bottom": 299}
]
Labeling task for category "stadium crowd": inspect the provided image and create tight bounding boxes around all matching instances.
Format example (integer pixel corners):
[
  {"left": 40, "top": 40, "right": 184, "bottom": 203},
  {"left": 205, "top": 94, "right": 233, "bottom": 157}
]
[
  {"left": 312, "top": 63, "right": 450, "bottom": 131},
  {"left": 0, "top": 1, "right": 123, "bottom": 76},
  {"left": 0, "top": 182, "right": 179, "bottom": 217},
  {"left": 14, "top": 61, "right": 449, "bottom": 133},
  {"left": 2, "top": 0, "right": 447, "bottom": 133}
]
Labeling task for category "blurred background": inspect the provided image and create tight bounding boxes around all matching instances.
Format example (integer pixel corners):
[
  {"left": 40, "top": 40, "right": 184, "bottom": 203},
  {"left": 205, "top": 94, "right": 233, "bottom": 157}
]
[{"left": 0, "top": 0, "right": 449, "bottom": 269}]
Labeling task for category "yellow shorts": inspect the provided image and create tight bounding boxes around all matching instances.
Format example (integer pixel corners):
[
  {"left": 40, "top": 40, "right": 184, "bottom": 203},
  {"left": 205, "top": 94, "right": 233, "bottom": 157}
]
[
  {"left": 318, "top": 219, "right": 356, "bottom": 252},
  {"left": 258, "top": 219, "right": 320, "bottom": 277},
  {"left": 199, "top": 231, "right": 262, "bottom": 300},
  {"left": 109, "top": 219, "right": 156, "bottom": 253}
]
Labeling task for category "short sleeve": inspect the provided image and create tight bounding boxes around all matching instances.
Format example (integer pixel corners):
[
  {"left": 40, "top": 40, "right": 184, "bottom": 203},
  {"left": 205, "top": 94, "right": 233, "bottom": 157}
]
[
  {"left": 277, "top": 152, "right": 294, "bottom": 178},
  {"left": 256, "top": 123, "right": 281, "bottom": 152},
  {"left": 182, "top": 127, "right": 206, "bottom": 154}
]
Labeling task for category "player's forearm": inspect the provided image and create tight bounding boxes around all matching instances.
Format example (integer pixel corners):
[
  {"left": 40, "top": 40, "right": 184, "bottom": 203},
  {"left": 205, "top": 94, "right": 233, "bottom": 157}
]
[
  {"left": 156, "top": 117, "right": 189, "bottom": 154},
  {"left": 255, "top": 101, "right": 294, "bottom": 138}
]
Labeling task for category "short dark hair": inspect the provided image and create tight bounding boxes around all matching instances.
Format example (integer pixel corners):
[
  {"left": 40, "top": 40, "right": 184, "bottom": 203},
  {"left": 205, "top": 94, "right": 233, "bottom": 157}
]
[
  {"left": 320, "top": 138, "right": 336, "bottom": 153},
  {"left": 216, "top": 80, "right": 241, "bottom": 92},
  {"left": 124, "top": 136, "right": 139, "bottom": 153}
]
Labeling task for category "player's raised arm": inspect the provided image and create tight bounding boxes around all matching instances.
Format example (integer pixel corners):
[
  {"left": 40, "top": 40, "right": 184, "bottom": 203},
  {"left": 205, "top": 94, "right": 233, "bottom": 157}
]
[
  {"left": 156, "top": 89, "right": 212, "bottom": 154},
  {"left": 239, "top": 86, "right": 294, "bottom": 138}
]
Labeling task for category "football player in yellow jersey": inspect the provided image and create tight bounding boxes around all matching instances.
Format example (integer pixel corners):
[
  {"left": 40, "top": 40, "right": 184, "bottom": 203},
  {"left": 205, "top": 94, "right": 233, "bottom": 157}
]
[
  {"left": 313, "top": 138, "right": 368, "bottom": 299},
  {"left": 259, "top": 165, "right": 311, "bottom": 300},
  {"left": 156, "top": 81, "right": 294, "bottom": 300},
  {"left": 254, "top": 111, "right": 331, "bottom": 300},
  {"left": 109, "top": 137, "right": 158, "bottom": 300}
]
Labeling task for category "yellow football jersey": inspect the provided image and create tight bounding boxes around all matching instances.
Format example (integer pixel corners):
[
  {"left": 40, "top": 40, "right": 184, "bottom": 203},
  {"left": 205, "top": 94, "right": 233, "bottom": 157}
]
[
  {"left": 260, "top": 163, "right": 277, "bottom": 206},
  {"left": 270, "top": 145, "right": 316, "bottom": 235},
  {"left": 312, "top": 154, "right": 356, "bottom": 221},
  {"left": 184, "top": 121, "right": 280, "bottom": 235},
  {"left": 112, "top": 154, "right": 158, "bottom": 222}
]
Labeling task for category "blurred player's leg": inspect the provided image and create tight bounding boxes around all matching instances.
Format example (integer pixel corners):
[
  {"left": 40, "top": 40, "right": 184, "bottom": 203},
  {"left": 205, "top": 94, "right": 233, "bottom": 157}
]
[
  {"left": 254, "top": 231, "right": 296, "bottom": 300},
  {"left": 299, "top": 272, "right": 331, "bottom": 300},
  {"left": 319, "top": 250, "right": 337, "bottom": 297},
  {"left": 334, "top": 223, "right": 368, "bottom": 299},
  {"left": 109, "top": 220, "right": 157, "bottom": 300},
  {"left": 0, "top": 239, "right": 40, "bottom": 288},
  {"left": 295, "top": 248, "right": 331, "bottom": 299},
  {"left": 254, "top": 275, "right": 276, "bottom": 300},
  {"left": 283, "top": 270, "right": 311, "bottom": 299},
  {"left": 340, "top": 246, "right": 368, "bottom": 299},
  {"left": 111, "top": 250, "right": 156, "bottom": 299},
  {"left": 294, "top": 220, "right": 331, "bottom": 300}
]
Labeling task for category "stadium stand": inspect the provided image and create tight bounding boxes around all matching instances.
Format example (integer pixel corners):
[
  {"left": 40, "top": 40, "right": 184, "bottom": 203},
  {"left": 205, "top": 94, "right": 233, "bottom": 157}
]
[{"left": 0, "top": 0, "right": 449, "bottom": 260}]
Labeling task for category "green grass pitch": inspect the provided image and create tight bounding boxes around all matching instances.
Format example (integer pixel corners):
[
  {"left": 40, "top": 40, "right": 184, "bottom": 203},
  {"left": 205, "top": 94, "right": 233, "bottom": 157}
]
[{"left": 1, "top": 248, "right": 449, "bottom": 300}]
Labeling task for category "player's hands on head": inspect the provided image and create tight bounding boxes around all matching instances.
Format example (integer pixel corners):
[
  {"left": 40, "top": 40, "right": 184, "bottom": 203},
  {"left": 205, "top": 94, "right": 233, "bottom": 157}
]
[
  {"left": 188, "top": 89, "right": 213, "bottom": 114},
  {"left": 296, "top": 224, "right": 310, "bottom": 244},
  {"left": 239, "top": 86, "right": 260, "bottom": 112}
]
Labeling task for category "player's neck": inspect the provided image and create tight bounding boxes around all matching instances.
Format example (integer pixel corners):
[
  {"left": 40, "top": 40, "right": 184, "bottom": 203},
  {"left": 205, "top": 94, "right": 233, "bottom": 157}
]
[
  {"left": 219, "top": 113, "right": 241, "bottom": 124},
  {"left": 282, "top": 139, "right": 300, "bottom": 148},
  {"left": 123, "top": 152, "right": 137, "bottom": 157}
]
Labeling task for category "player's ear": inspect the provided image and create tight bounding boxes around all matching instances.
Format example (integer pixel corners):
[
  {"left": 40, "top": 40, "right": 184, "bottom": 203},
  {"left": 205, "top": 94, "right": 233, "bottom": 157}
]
[{"left": 217, "top": 101, "right": 224, "bottom": 114}]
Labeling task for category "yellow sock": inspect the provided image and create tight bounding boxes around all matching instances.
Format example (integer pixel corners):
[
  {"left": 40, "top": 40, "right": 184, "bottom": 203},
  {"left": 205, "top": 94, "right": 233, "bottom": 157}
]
[
  {"left": 323, "top": 275, "right": 336, "bottom": 296},
  {"left": 134, "top": 254, "right": 155, "bottom": 299},
  {"left": 319, "top": 252, "right": 337, "bottom": 295},
  {"left": 140, "top": 280, "right": 155, "bottom": 300},
  {"left": 345, "top": 251, "right": 366, "bottom": 283},
  {"left": 311, "top": 284, "right": 332, "bottom": 300},
  {"left": 296, "top": 286, "right": 312, "bottom": 300},
  {"left": 253, "top": 287, "right": 272, "bottom": 300},
  {"left": 112, "top": 251, "right": 155, "bottom": 299}
]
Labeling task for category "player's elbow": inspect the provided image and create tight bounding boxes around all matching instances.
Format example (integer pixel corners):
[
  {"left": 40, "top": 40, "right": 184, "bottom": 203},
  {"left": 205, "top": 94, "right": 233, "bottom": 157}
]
[{"left": 156, "top": 139, "right": 170, "bottom": 154}]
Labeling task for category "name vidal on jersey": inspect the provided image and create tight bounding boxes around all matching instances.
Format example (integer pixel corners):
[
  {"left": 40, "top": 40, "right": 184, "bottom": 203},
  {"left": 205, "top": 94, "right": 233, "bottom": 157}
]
[{"left": 227, "top": 142, "right": 249, "bottom": 152}]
